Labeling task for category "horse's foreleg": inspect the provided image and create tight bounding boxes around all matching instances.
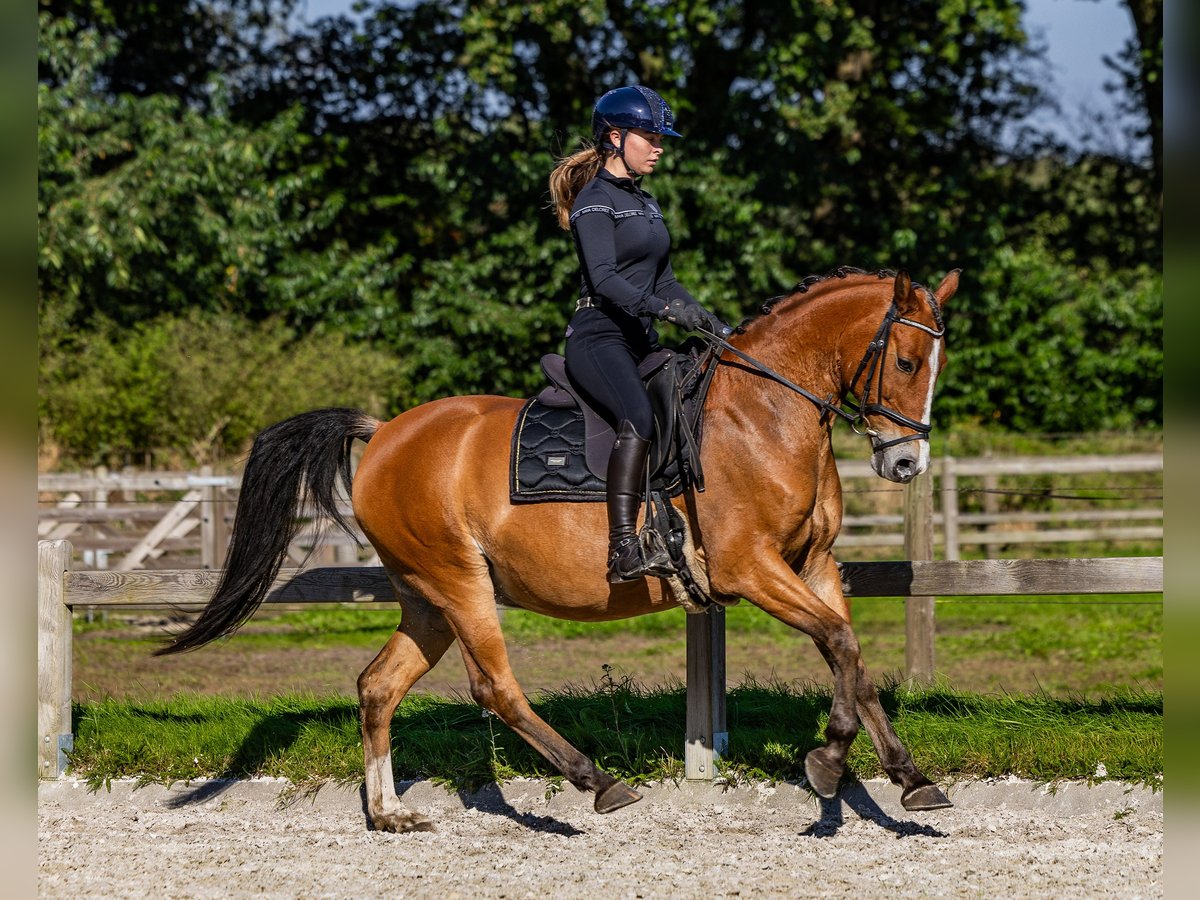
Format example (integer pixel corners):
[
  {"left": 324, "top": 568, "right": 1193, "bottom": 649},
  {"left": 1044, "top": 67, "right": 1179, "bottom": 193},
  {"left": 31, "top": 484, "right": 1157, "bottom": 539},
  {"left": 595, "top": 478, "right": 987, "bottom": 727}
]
[
  {"left": 445, "top": 596, "right": 642, "bottom": 814},
  {"left": 358, "top": 586, "right": 456, "bottom": 832},
  {"left": 809, "top": 641, "right": 952, "bottom": 809},
  {"left": 805, "top": 556, "right": 952, "bottom": 811},
  {"left": 730, "top": 554, "right": 863, "bottom": 799}
]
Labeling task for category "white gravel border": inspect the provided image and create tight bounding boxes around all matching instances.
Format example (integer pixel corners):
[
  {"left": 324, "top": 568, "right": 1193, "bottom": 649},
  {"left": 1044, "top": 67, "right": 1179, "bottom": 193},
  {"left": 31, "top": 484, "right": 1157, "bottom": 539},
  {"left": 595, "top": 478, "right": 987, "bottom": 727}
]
[{"left": 40, "top": 777, "right": 1163, "bottom": 897}]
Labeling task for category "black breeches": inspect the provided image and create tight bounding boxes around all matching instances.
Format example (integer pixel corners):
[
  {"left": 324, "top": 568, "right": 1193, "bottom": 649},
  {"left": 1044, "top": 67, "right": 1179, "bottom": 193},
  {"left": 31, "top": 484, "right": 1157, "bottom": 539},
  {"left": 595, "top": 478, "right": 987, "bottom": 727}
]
[{"left": 564, "top": 331, "right": 654, "bottom": 440}]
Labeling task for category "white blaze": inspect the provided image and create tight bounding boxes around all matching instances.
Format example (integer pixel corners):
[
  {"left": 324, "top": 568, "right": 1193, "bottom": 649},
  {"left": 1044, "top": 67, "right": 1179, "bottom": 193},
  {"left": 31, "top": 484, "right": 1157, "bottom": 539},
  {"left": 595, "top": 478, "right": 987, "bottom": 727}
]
[{"left": 917, "top": 337, "right": 942, "bottom": 470}]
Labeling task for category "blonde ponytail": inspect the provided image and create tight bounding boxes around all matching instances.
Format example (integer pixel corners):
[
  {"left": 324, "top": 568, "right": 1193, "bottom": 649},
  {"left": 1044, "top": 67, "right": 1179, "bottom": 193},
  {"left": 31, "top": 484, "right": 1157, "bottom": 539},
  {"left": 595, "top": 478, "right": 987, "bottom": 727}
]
[{"left": 549, "top": 145, "right": 604, "bottom": 230}]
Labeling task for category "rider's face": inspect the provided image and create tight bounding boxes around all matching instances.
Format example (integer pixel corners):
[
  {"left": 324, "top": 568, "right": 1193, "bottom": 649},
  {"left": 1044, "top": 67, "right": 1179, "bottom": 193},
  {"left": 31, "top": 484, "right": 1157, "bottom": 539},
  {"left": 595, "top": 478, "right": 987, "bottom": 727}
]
[{"left": 609, "top": 128, "right": 664, "bottom": 176}]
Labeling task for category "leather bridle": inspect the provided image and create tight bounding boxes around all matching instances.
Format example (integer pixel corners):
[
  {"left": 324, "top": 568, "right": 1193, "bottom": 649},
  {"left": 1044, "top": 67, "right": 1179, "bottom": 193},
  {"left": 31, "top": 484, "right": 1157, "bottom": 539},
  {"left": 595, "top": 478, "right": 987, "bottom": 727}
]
[
  {"left": 842, "top": 299, "right": 946, "bottom": 450},
  {"left": 698, "top": 296, "right": 945, "bottom": 450}
]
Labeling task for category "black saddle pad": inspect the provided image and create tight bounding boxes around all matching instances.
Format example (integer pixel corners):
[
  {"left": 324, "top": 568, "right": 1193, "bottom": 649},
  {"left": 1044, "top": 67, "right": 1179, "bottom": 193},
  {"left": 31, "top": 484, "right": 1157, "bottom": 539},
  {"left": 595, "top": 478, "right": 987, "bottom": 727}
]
[
  {"left": 510, "top": 400, "right": 606, "bottom": 502},
  {"left": 510, "top": 399, "right": 683, "bottom": 504}
]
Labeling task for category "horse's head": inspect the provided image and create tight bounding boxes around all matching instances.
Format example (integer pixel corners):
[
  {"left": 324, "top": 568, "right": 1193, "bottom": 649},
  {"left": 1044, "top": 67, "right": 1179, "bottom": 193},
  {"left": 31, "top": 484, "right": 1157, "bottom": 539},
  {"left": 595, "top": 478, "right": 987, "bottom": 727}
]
[{"left": 850, "top": 269, "right": 959, "bottom": 483}]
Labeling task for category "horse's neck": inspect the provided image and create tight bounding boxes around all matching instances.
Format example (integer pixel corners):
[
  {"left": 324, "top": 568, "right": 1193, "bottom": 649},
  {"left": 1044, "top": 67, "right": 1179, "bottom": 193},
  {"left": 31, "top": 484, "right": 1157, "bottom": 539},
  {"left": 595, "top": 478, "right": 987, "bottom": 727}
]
[
  {"left": 703, "top": 280, "right": 884, "bottom": 480},
  {"left": 736, "top": 280, "right": 883, "bottom": 400}
]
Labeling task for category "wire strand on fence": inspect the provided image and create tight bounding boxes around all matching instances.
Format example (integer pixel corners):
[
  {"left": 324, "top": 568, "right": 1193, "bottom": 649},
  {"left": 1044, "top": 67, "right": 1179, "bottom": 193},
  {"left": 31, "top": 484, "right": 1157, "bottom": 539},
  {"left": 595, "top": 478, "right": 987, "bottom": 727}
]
[{"left": 852, "top": 597, "right": 1163, "bottom": 606}]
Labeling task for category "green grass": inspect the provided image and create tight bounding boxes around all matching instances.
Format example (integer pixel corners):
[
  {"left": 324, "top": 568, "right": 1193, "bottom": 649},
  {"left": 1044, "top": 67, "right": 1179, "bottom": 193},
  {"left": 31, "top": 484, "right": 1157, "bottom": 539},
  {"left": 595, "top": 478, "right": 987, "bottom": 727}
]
[
  {"left": 77, "top": 591, "right": 1161, "bottom": 698},
  {"left": 126, "top": 593, "right": 1163, "bottom": 678},
  {"left": 69, "top": 679, "right": 1163, "bottom": 793}
]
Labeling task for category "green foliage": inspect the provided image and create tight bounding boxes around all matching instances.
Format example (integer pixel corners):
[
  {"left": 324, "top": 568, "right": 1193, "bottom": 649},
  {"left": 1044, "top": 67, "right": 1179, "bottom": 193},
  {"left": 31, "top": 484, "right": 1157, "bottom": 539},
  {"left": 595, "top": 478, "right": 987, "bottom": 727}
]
[
  {"left": 37, "top": 2, "right": 1163, "bottom": 466},
  {"left": 38, "top": 12, "right": 405, "bottom": 332},
  {"left": 938, "top": 241, "right": 1162, "bottom": 431},
  {"left": 40, "top": 310, "right": 401, "bottom": 465}
]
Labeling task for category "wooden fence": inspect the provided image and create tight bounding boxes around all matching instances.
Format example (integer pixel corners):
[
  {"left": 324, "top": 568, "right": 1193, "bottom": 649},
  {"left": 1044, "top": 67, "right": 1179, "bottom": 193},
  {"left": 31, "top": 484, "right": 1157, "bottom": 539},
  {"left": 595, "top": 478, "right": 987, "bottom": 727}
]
[
  {"left": 37, "top": 453, "right": 1162, "bottom": 571},
  {"left": 37, "top": 538, "right": 1163, "bottom": 782}
]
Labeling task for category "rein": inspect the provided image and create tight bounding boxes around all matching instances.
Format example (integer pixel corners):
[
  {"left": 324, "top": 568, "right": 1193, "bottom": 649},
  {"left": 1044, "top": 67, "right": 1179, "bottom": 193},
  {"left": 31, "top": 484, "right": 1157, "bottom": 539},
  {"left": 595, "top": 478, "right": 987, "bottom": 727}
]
[
  {"left": 697, "top": 298, "right": 945, "bottom": 449},
  {"left": 696, "top": 329, "right": 858, "bottom": 426}
]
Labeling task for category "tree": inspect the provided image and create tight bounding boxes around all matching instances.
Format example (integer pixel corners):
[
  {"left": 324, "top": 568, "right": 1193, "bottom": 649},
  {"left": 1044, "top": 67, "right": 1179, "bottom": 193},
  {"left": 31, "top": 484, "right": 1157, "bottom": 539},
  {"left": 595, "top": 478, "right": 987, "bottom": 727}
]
[
  {"left": 38, "top": 1, "right": 1162, "bottom": 464},
  {"left": 38, "top": 0, "right": 300, "bottom": 106},
  {"left": 38, "top": 12, "right": 405, "bottom": 333},
  {"left": 1109, "top": 0, "right": 1162, "bottom": 198}
]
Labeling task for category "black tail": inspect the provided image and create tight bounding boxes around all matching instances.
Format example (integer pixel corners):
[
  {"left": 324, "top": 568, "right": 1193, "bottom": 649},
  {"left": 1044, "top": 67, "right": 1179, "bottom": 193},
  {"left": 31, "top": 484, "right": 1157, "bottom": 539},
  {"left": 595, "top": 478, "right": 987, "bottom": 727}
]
[{"left": 155, "top": 408, "right": 381, "bottom": 655}]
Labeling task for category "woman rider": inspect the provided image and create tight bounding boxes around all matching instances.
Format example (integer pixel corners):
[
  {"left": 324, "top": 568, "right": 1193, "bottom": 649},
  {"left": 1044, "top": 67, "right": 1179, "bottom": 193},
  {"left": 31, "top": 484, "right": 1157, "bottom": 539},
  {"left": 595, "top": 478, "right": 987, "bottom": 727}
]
[{"left": 548, "top": 85, "right": 732, "bottom": 584}]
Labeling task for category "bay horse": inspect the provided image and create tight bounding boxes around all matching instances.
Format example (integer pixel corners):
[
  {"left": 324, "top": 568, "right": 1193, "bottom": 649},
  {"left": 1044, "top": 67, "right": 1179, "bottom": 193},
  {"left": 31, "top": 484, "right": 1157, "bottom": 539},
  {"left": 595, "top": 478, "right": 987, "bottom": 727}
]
[{"left": 157, "top": 266, "right": 960, "bottom": 832}]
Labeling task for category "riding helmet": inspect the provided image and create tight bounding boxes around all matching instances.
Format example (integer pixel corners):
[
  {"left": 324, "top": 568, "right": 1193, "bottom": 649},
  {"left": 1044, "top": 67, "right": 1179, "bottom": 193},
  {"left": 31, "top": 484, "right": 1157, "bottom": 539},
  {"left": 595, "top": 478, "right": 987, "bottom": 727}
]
[{"left": 592, "top": 85, "right": 682, "bottom": 147}]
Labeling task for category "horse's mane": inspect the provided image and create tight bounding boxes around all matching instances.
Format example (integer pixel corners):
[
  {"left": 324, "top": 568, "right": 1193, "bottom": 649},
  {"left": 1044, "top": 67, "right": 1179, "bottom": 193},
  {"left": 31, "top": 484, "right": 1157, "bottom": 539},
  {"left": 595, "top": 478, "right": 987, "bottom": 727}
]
[{"left": 742, "top": 265, "right": 943, "bottom": 332}]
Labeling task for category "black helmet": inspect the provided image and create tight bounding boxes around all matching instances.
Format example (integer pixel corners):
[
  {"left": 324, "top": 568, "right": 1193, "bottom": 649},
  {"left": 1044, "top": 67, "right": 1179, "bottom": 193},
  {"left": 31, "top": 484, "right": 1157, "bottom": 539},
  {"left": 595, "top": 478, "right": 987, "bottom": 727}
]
[{"left": 592, "top": 85, "right": 682, "bottom": 146}]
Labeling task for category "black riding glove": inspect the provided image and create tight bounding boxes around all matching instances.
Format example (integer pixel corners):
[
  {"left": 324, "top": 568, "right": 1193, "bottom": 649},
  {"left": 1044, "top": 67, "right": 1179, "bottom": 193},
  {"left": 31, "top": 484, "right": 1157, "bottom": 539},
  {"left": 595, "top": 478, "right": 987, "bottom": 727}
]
[
  {"left": 660, "top": 298, "right": 715, "bottom": 333},
  {"left": 703, "top": 311, "right": 735, "bottom": 339}
]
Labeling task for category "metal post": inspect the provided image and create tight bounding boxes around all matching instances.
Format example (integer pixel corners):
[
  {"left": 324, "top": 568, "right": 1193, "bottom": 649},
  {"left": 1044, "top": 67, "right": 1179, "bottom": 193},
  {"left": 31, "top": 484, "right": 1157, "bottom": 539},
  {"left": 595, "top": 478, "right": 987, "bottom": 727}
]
[{"left": 685, "top": 606, "right": 727, "bottom": 779}]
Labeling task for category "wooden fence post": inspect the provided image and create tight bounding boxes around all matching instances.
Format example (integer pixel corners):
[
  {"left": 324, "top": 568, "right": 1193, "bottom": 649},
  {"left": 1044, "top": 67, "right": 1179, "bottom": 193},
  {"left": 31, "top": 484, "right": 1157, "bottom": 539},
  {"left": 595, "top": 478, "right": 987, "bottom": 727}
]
[
  {"left": 685, "top": 606, "right": 727, "bottom": 780},
  {"left": 199, "top": 465, "right": 228, "bottom": 569},
  {"left": 982, "top": 451, "right": 999, "bottom": 559},
  {"left": 38, "top": 540, "right": 73, "bottom": 778},
  {"left": 92, "top": 466, "right": 109, "bottom": 571},
  {"left": 903, "top": 471, "right": 936, "bottom": 685},
  {"left": 941, "top": 454, "right": 960, "bottom": 561}
]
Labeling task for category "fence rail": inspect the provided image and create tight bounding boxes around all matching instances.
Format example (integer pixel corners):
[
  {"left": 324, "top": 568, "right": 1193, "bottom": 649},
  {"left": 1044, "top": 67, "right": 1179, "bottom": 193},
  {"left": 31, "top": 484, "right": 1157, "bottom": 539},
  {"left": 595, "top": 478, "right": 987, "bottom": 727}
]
[
  {"left": 37, "top": 453, "right": 1162, "bottom": 571},
  {"left": 37, "top": 538, "right": 1163, "bottom": 781}
]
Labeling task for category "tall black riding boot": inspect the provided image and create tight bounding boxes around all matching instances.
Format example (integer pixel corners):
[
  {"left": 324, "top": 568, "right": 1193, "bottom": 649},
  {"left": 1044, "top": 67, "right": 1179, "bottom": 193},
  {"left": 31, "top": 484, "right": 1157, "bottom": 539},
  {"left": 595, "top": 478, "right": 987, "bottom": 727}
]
[{"left": 606, "top": 421, "right": 669, "bottom": 583}]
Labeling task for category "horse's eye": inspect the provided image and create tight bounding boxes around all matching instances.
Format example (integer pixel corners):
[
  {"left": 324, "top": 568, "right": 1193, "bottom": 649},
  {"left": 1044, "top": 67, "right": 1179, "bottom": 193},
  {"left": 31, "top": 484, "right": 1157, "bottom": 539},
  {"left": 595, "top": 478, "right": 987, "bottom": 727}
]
[{"left": 897, "top": 358, "right": 915, "bottom": 374}]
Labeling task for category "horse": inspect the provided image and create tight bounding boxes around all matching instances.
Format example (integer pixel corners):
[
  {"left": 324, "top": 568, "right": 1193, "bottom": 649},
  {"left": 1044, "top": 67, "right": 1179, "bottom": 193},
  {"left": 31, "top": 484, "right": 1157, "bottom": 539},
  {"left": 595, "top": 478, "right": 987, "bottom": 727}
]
[{"left": 157, "top": 266, "right": 960, "bottom": 832}]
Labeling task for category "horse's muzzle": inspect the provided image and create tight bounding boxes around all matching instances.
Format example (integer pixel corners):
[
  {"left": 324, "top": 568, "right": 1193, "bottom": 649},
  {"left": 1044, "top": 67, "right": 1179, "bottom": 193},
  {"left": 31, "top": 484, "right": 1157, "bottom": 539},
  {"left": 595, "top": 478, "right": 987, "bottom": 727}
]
[{"left": 871, "top": 439, "right": 928, "bottom": 483}]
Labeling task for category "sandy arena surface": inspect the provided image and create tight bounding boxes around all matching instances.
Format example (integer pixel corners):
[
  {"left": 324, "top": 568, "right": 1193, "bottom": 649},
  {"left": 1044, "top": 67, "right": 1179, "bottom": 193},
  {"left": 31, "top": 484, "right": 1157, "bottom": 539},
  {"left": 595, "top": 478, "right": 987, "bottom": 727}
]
[{"left": 39, "top": 776, "right": 1162, "bottom": 898}]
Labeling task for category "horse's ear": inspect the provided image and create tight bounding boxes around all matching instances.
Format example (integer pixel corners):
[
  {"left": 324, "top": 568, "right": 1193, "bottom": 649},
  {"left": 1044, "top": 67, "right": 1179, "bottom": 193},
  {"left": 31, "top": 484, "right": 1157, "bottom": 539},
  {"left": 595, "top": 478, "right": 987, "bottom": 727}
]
[
  {"left": 933, "top": 269, "right": 961, "bottom": 307},
  {"left": 892, "top": 269, "right": 917, "bottom": 315}
]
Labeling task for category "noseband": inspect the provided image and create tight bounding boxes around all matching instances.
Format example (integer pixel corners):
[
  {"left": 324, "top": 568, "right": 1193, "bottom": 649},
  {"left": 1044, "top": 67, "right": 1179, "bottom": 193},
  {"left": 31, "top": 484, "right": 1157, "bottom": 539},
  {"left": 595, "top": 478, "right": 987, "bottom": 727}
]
[{"left": 699, "top": 296, "right": 945, "bottom": 450}]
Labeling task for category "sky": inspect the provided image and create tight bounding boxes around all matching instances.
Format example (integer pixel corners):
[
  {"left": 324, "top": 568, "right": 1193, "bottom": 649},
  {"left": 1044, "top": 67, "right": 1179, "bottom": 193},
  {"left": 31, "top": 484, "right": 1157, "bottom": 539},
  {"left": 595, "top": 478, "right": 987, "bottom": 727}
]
[{"left": 291, "top": 0, "right": 1138, "bottom": 146}]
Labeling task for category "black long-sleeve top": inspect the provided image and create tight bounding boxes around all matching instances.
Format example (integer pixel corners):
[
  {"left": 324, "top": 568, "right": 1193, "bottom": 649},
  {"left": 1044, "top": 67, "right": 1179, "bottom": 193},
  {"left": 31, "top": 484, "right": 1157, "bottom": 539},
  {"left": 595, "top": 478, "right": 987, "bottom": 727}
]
[{"left": 566, "top": 168, "right": 697, "bottom": 345}]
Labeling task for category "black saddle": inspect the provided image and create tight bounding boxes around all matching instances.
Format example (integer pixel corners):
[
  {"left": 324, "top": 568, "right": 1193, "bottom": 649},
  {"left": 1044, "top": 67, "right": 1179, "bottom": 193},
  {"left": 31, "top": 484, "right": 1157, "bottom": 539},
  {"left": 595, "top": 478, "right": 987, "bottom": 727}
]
[
  {"left": 537, "top": 350, "right": 682, "bottom": 479},
  {"left": 510, "top": 345, "right": 716, "bottom": 504}
]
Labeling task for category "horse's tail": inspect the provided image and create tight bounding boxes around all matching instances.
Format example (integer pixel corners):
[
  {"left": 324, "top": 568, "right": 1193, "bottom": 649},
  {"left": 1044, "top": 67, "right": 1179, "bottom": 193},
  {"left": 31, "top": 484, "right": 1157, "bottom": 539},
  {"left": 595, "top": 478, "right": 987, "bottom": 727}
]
[{"left": 155, "top": 408, "right": 382, "bottom": 656}]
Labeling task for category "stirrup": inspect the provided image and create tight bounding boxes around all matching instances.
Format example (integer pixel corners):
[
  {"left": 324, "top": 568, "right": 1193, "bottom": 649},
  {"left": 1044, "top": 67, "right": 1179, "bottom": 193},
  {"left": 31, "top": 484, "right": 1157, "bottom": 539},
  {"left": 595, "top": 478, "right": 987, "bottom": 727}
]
[
  {"left": 638, "top": 526, "right": 674, "bottom": 577},
  {"left": 607, "top": 534, "right": 674, "bottom": 584}
]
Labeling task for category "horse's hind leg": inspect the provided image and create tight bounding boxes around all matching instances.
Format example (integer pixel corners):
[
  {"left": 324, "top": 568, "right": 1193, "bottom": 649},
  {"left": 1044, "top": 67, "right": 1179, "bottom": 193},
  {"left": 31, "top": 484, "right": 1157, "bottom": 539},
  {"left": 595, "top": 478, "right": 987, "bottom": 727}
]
[
  {"left": 358, "top": 583, "right": 457, "bottom": 832},
  {"left": 436, "top": 580, "right": 642, "bottom": 814}
]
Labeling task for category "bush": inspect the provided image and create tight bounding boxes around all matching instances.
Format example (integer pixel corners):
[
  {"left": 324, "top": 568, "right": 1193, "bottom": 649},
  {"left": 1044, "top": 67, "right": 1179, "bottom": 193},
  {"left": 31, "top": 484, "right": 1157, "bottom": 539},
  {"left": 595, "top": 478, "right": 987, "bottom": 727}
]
[
  {"left": 40, "top": 310, "right": 403, "bottom": 467},
  {"left": 937, "top": 242, "right": 1162, "bottom": 432}
]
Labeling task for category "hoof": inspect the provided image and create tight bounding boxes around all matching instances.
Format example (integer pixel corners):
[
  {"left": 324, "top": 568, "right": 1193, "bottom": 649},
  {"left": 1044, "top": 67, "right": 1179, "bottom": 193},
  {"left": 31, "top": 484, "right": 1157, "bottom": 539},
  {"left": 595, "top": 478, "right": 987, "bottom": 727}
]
[
  {"left": 901, "top": 783, "right": 953, "bottom": 811},
  {"left": 371, "top": 811, "right": 436, "bottom": 833},
  {"left": 804, "top": 748, "right": 843, "bottom": 800},
  {"left": 594, "top": 780, "right": 642, "bottom": 814}
]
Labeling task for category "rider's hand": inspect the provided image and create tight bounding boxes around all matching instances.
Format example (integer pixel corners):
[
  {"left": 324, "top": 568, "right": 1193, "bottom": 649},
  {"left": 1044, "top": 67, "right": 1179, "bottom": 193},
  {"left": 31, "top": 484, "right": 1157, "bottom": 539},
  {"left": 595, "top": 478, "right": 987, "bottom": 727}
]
[
  {"left": 660, "top": 298, "right": 713, "bottom": 332},
  {"left": 704, "top": 311, "right": 734, "bottom": 338}
]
